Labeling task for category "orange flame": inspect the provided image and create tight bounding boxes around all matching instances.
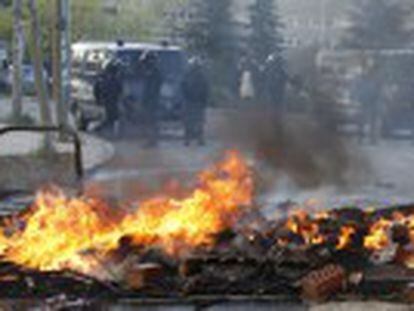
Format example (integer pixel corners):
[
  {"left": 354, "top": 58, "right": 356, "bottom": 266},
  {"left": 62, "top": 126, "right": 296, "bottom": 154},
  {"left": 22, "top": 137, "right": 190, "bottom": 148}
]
[
  {"left": 6, "top": 148, "right": 414, "bottom": 276},
  {"left": 364, "top": 213, "right": 414, "bottom": 253},
  {"left": 0, "top": 151, "right": 253, "bottom": 274},
  {"left": 284, "top": 210, "right": 325, "bottom": 245},
  {"left": 120, "top": 150, "right": 253, "bottom": 253},
  {"left": 336, "top": 226, "right": 356, "bottom": 250},
  {"left": 364, "top": 218, "right": 393, "bottom": 251}
]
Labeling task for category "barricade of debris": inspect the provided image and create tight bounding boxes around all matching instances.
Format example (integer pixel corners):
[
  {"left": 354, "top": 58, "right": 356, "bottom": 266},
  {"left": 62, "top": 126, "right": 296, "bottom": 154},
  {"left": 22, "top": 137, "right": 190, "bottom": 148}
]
[{"left": 1, "top": 203, "right": 414, "bottom": 305}]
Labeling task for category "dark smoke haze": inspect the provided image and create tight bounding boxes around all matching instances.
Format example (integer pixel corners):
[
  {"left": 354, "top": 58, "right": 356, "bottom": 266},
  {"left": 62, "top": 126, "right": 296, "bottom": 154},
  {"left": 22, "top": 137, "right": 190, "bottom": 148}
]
[{"left": 212, "top": 108, "right": 370, "bottom": 193}]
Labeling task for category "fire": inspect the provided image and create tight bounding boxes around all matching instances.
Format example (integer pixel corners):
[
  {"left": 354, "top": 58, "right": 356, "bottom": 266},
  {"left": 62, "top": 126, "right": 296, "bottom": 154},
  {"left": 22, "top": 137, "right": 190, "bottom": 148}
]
[
  {"left": 336, "top": 226, "right": 356, "bottom": 250},
  {"left": 120, "top": 150, "right": 253, "bottom": 253},
  {"left": 364, "top": 218, "right": 393, "bottom": 251},
  {"left": 283, "top": 210, "right": 325, "bottom": 245},
  {"left": 364, "top": 213, "right": 414, "bottom": 251},
  {"left": 5, "top": 148, "right": 414, "bottom": 277},
  {"left": 0, "top": 151, "right": 253, "bottom": 274},
  {"left": 1, "top": 190, "right": 122, "bottom": 272}
]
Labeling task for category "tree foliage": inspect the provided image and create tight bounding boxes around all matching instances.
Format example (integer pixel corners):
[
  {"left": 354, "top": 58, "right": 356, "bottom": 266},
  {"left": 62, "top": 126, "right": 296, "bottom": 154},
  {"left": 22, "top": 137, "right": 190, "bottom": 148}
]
[
  {"left": 70, "top": 0, "right": 182, "bottom": 43},
  {"left": 183, "top": 0, "right": 241, "bottom": 100},
  {"left": 247, "top": 0, "right": 284, "bottom": 64},
  {"left": 343, "top": 0, "right": 412, "bottom": 49},
  {"left": 0, "top": 0, "right": 173, "bottom": 51},
  {"left": 0, "top": 8, "right": 13, "bottom": 41},
  {"left": 0, "top": 0, "right": 12, "bottom": 7},
  {"left": 185, "top": 0, "right": 239, "bottom": 58}
]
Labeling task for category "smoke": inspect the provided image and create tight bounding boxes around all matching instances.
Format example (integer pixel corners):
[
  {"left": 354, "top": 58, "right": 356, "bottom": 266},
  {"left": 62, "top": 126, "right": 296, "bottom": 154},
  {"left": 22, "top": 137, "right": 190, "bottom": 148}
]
[{"left": 212, "top": 108, "right": 370, "bottom": 193}]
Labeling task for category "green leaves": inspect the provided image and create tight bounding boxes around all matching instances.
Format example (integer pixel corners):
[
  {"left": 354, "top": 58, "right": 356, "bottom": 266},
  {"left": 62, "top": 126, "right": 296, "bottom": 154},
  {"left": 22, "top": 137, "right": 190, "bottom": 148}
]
[
  {"left": 182, "top": 0, "right": 241, "bottom": 102},
  {"left": 0, "top": 7, "right": 12, "bottom": 41},
  {"left": 247, "top": 0, "right": 284, "bottom": 64},
  {"left": 343, "top": 0, "right": 412, "bottom": 49}
]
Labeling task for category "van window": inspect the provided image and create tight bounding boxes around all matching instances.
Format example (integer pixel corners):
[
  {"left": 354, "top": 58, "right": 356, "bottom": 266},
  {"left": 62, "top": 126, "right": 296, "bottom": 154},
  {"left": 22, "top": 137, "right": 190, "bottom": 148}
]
[
  {"left": 158, "top": 50, "right": 186, "bottom": 80},
  {"left": 116, "top": 50, "right": 144, "bottom": 77}
]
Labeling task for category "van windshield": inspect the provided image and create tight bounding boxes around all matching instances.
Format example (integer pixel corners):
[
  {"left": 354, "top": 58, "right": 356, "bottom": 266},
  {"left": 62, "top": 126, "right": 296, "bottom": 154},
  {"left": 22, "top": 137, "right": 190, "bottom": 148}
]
[
  {"left": 158, "top": 50, "right": 187, "bottom": 79},
  {"left": 116, "top": 49, "right": 186, "bottom": 80}
]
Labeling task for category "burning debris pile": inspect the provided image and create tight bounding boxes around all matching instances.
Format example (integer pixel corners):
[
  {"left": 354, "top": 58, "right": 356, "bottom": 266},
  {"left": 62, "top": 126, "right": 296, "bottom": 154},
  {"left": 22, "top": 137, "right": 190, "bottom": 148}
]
[{"left": 0, "top": 151, "right": 414, "bottom": 303}]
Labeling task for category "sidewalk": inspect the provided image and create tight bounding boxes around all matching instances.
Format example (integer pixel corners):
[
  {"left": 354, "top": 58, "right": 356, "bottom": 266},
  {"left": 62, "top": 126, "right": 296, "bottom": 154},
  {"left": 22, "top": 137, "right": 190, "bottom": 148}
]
[
  {"left": 0, "top": 96, "right": 114, "bottom": 171},
  {"left": 0, "top": 124, "right": 114, "bottom": 170},
  {"left": 0, "top": 123, "right": 114, "bottom": 191}
]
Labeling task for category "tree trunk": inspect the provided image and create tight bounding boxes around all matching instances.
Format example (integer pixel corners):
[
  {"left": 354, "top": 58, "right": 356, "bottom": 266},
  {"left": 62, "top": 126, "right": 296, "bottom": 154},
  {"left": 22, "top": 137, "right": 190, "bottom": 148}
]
[
  {"left": 52, "top": 0, "right": 70, "bottom": 131},
  {"left": 12, "top": 0, "right": 24, "bottom": 121},
  {"left": 27, "top": 0, "right": 53, "bottom": 148},
  {"left": 52, "top": 0, "right": 62, "bottom": 125}
]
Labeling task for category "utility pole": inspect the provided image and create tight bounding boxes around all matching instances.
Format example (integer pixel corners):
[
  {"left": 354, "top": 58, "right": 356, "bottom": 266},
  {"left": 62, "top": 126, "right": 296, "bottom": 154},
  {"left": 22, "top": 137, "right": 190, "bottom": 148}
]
[
  {"left": 52, "top": 0, "right": 71, "bottom": 130},
  {"left": 12, "top": 0, "right": 24, "bottom": 122}
]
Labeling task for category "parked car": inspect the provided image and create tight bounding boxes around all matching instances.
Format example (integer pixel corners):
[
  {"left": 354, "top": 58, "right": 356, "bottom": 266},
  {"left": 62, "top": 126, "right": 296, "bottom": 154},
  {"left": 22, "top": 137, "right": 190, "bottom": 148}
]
[{"left": 6, "top": 64, "right": 49, "bottom": 95}]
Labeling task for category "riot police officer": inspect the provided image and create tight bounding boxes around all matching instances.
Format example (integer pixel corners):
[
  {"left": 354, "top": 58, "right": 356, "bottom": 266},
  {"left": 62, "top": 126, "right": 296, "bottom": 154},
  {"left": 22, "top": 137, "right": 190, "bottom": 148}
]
[
  {"left": 93, "top": 60, "right": 123, "bottom": 135},
  {"left": 262, "top": 54, "right": 287, "bottom": 111},
  {"left": 182, "top": 57, "right": 209, "bottom": 146},
  {"left": 140, "top": 51, "right": 162, "bottom": 147},
  {"left": 353, "top": 60, "right": 382, "bottom": 145}
]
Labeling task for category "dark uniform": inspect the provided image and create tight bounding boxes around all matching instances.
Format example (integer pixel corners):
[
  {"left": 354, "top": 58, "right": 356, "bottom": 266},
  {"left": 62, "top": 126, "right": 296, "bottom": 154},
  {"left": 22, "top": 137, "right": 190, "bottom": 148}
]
[
  {"left": 262, "top": 55, "right": 287, "bottom": 111},
  {"left": 353, "top": 70, "right": 381, "bottom": 144},
  {"left": 182, "top": 60, "right": 209, "bottom": 146},
  {"left": 93, "top": 62, "right": 123, "bottom": 133},
  {"left": 141, "top": 52, "right": 162, "bottom": 146}
]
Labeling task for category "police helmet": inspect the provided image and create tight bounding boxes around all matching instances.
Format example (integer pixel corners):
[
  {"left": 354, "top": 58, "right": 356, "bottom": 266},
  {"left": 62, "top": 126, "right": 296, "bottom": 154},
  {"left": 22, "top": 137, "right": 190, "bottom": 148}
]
[
  {"left": 266, "top": 54, "right": 275, "bottom": 64},
  {"left": 188, "top": 56, "right": 205, "bottom": 69}
]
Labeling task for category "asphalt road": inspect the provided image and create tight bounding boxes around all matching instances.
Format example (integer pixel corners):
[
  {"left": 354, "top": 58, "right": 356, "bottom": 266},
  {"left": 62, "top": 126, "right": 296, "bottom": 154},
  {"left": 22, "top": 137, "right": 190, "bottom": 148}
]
[
  {"left": 86, "top": 110, "right": 414, "bottom": 209},
  {"left": 1, "top": 96, "right": 413, "bottom": 207}
]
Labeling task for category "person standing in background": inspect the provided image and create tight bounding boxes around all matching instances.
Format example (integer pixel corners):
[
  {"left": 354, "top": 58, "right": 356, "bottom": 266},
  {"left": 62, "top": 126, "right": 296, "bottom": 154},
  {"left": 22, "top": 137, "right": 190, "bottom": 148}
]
[
  {"left": 140, "top": 51, "right": 162, "bottom": 147},
  {"left": 93, "top": 60, "right": 123, "bottom": 135},
  {"left": 182, "top": 57, "right": 209, "bottom": 146}
]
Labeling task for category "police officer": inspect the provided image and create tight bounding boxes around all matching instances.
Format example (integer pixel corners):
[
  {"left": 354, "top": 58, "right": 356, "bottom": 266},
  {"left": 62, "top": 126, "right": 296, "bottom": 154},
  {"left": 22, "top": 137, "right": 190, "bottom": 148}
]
[
  {"left": 182, "top": 57, "right": 209, "bottom": 146},
  {"left": 262, "top": 54, "right": 287, "bottom": 111},
  {"left": 140, "top": 51, "right": 162, "bottom": 147},
  {"left": 93, "top": 60, "right": 123, "bottom": 135},
  {"left": 353, "top": 60, "right": 382, "bottom": 144}
]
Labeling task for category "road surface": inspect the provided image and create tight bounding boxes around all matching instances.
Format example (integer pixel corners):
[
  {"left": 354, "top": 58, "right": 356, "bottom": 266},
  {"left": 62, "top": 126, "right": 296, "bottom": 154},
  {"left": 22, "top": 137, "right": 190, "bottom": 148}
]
[
  {"left": 0, "top": 96, "right": 412, "bottom": 207},
  {"left": 86, "top": 109, "right": 414, "bottom": 210}
]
